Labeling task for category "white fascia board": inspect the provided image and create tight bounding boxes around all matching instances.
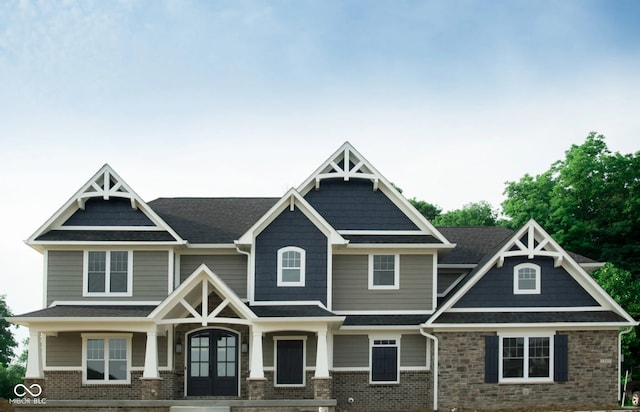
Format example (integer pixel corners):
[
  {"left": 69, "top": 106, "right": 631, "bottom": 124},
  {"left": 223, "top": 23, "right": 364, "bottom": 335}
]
[
  {"left": 49, "top": 301, "right": 161, "bottom": 307},
  {"left": 333, "top": 310, "right": 432, "bottom": 315},
  {"left": 338, "top": 325, "right": 421, "bottom": 332},
  {"left": 428, "top": 322, "right": 637, "bottom": 332},
  {"left": 6, "top": 318, "right": 154, "bottom": 331},
  {"left": 344, "top": 243, "right": 456, "bottom": 250},
  {"left": 253, "top": 317, "right": 346, "bottom": 326},
  {"left": 445, "top": 306, "right": 614, "bottom": 313}
]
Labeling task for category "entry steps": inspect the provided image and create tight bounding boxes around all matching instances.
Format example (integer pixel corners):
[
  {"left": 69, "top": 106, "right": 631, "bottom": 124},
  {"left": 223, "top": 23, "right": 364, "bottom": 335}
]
[{"left": 170, "top": 407, "right": 230, "bottom": 412}]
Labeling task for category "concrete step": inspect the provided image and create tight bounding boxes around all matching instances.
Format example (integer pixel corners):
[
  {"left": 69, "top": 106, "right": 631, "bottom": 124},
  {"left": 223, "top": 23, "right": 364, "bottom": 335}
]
[{"left": 170, "top": 407, "right": 230, "bottom": 412}]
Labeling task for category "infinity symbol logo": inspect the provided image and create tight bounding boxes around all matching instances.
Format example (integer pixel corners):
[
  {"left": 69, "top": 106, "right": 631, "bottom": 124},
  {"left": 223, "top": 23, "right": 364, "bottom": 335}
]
[{"left": 14, "top": 383, "right": 42, "bottom": 397}]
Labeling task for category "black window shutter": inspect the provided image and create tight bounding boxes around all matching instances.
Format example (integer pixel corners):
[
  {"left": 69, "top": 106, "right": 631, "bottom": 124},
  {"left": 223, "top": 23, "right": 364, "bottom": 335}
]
[
  {"left": 276, "top": 340, "right": 304, "bottom": 385},
  {"left": 485, "top": 335, "right": 499, "bottom": 383},
  {"left": 371, "top": 346, "right": 398, "bottom": 382},
  {"left": 554, "top": 334, "right": 568, "bottom": 382}
]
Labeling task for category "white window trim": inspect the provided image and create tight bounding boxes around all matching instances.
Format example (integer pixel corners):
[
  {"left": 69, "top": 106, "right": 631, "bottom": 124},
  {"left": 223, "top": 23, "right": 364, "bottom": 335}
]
[
  {"left": 369, "top": 334, "right": 401, "bottom": 384},
  {"left": 81, "top": 333, "right": 132, "bottom": 385},
  {"left": 274, "top": 335, "right": 307, "bottom": 387},
  {"left": 513, "top": 263, "right": 541, "bottom": 295},
  {"left": 83, "top": 250, "right": 133, "bottom": 297},
  {"left": 498, "top": 332, "right": 554, "bottom": 383},
  {"left": 277, "top": 246, "right": 305, "bottom": 287},
  {"left": 368, "top": 254, "right": 400, "bottom": 290}
]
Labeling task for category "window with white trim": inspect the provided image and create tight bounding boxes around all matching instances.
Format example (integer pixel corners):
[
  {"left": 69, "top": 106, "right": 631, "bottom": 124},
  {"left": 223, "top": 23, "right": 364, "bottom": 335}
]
[
  {"left": 84, "top": 250, "right": 133, "bottom": 296},
  {"left": 82, "top": 334, "right": 131, "bottom": 384},
  {"left": 368, "top": 254, "right": 399, "bottom": 289},
  {"left": 513, "top": 263, "right": 540, "bottom": 294},
  {"left": 277, "top": 247, "right": 305, "bottom": 287},
  {"left": 499, "top": 334, "right": 552, "bottom": 382},
  {"left": 370, "top": 337, "right": 399, "bottom": 383}
]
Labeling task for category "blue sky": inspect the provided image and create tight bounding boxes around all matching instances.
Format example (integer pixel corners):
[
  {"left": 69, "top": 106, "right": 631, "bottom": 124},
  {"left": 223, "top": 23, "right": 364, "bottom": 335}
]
[{"left": 0, "top": 0, "right": 639, "bottom": 343}]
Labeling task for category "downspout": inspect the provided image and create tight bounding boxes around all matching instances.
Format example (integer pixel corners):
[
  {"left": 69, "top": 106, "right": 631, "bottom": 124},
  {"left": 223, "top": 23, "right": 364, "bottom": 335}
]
[
  {"left": 619, "top": 326, "right": 633, "bottom": 402},
  {"left": 420, "top": 328, "right": 438, "bottom": 411}
]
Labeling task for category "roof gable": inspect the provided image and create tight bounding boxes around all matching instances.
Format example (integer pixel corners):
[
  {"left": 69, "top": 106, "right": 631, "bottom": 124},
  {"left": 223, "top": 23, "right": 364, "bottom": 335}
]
[
  {"left": 149, "top": 264, "right": 255, "bottom": 325},
  {"left": 297, "top": 142, "right": 451, "bottom": 243},
  {"left": 236, "top": 188, "right": 346, "bottom": 247},
  {"left": 27, "top": 164, "right": 184, "bottom": 247},
  {"left": 427, "top": 219, "right": 636, "bottom": 327}
]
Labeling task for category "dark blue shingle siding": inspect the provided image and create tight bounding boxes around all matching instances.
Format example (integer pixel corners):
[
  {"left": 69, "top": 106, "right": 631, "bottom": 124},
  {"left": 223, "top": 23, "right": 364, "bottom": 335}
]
[
  {"left": 64, "top": 197, "right": 155, "bottom": 226},
  {"left": 453, "top": 256, "right": 599, "bottom": 308},
  {"left": 254, "top": 207, "right": 328, "bottom": 305},
  {"left": 304, "top": 179, "right": 419, "bottom": 230}
]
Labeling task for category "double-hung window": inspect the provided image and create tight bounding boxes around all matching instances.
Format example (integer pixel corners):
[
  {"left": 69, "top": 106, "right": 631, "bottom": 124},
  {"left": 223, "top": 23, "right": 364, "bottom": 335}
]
[
  {"left": 368, "top": 254, "right": 399, "bottom": 289},
  {"left": 499, "top": 333, "right": 552, "bottom": 382},
  {"left": 84, "top": 250, "right": 132, "bottom": 296},
  {"left": 370, "top": 337, "right": 399, "bottom": 384},
  {"left": 513, "top": 263, "right": 540, "bottom": 294},
  {"left": 277, "top": 247, "right": 305, "bottom": 287},
  {"left": 82, "top": 334, "right": 131, "bottom": 384}
]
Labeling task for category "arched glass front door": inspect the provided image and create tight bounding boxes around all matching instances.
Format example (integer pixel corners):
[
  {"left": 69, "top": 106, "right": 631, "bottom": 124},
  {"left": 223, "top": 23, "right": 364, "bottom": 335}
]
[{"left": 187, "top": 329, "right": 238, "bottom": 396}]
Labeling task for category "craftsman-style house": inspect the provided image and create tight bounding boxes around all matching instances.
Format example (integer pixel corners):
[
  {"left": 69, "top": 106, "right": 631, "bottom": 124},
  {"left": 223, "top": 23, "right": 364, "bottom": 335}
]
[{"left": 9, "top": 143, "right": 636, "bottom": 411}]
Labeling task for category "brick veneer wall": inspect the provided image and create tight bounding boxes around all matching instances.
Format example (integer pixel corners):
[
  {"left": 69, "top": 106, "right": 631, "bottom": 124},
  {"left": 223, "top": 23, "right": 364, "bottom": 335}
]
[
  {"left": 436, "top": 330, "right": 619, "bottom": 411},
  {"left": 42, "top": 370, "right": 175, "bottom": 400},
  {"left": 332, "top": 371, "right": 432, "bottom": 411}
]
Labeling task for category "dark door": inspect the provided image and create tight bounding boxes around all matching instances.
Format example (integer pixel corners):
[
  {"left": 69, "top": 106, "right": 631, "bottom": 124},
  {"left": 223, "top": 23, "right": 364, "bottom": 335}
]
[{"left": 187, "top": 329, "right": 238, "bottom": 396}]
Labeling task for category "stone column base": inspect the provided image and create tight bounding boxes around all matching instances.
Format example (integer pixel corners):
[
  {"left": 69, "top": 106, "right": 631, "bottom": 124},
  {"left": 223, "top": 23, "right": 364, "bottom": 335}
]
[
  {"left": 247, "top": 378, "right": 267, "bottom": 400},
  {"left": 312, "top": 377, "right": 332, "bottom": 400},
  {"left": 140, "top": 377, "right": 163, "bottom": 400}
]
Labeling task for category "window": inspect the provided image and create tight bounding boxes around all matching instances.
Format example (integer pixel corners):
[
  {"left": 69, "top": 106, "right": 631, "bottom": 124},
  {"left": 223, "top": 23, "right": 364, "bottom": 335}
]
[
  {"left": 368, "top": 254, "right": 399, "bottom": 289},
  {"left": 274, "top": 337, "right": 306, "bottom": 386},
  {"left": 370, "top": 337, "right": 399, "bottom": 383},
  {"left": 82, "top": 334, "right": 131, "bottom": 384},
  {"left": 499, "top": 334, "right": 552, "bottom": 382},
  {"left": 84, "top": 251, "right": 132, "bottom": 296},
  {"left": 277, "top": 247, "right": 305, "bottom": 287},
  {"left": 513, "top": 263, "right": 540, "bottom": 294}
]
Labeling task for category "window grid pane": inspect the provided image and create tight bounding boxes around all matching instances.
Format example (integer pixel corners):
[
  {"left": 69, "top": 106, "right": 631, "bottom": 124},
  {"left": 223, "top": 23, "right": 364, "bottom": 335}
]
[
  {"left": 373, "top": 255, "right": 395, "bottom": 286},
  {"left": 518, "top": 267, "right": 537, "bottom": 290},
  {"left": 528, "top": 337, "right": 550, "bottom": 378},
  {"left": 502, "top": 337, "right": 524, "bottom": 378}
]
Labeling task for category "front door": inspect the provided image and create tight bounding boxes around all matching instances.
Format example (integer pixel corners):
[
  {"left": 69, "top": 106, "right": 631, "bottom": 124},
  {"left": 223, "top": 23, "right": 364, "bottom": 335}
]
[{"left": 187, "top": 329, "right": 238, "bottom": 396}]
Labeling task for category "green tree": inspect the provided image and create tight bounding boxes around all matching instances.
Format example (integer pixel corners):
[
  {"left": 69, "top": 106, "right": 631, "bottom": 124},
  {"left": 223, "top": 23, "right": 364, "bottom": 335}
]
[
  {"left": 408, "top": 198, "right": 442, "bottom": 221},
  {"left": 433, "top": 201, "right": 500, "bottom": 226},
  {"left": 592, "top": 264, "right": 640, "bottom": 369},
  {"left": 0, "top": 295, "right": 17, "bottom": 366},
  {"left": 502, "top": 133, "right": 640, "bottom": 276}
]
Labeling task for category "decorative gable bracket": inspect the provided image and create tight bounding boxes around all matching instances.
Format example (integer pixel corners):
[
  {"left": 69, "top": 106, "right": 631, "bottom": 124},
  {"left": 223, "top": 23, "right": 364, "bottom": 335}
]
[
  {"left": 313, "top": 145, "right": 380, "bottom": 191},
  {"left": 77, "top": 167, "right": 137, "bottom": 210},
  {"left": 497, "top": 221, "right": 563, "bottom": 268}
]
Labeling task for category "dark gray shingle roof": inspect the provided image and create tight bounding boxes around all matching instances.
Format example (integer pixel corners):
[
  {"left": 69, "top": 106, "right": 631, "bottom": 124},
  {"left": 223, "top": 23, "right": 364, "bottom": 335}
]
[
  {"left": 343, "top": 315, "right": 429, "bottom": 326},
  {"left": 15, "top": 305, "right": 156, "bottom": 318},
  {"left": 248, "top": 305, "right": 338, "bottom": 318},
  {"left": 35, "top": 230, "right": 176, "bottom": 242},
  {"left": 149, "top": 197, "right": 278, "bottom": 244},
  {"left": 433, "top": 311, "right": 626, "bottom": 324}
]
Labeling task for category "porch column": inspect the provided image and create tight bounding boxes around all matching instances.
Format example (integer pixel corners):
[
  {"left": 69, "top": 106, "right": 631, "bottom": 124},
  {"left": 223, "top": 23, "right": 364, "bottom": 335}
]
[
  {"left": 314, "top": 328, "right": 330, "bottom": 378},
  {"left": 142, "top": 329, "right": 159, "bottom": 379},
  {"left": 249, "top": 326, "right": 265, "bottom": 379},
  {"left": 25, "top": 329, "right": 43, "bottom": 379}
]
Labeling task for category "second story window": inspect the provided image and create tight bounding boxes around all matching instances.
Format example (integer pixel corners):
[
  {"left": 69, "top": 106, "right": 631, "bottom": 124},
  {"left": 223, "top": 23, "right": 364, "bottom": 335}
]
[
  {"left": 84, "top": 251, "right": 132, "bottom": 296},
  {"left": 513, "top": 263, "right": 541, "bottom": 294},
  {"left": 277, "top": 246, "right": 305, "bottom": 287},
  {"left": 369, "top": 254, "right": 399, "bottom": 290}
]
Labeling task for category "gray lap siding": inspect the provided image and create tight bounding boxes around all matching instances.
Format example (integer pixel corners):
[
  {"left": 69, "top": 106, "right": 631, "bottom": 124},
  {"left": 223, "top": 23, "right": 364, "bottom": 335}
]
[
  {"left": 332, "top": 254, "right": 433, "bottom": 311},
  {"left": 46, "top": 250, "right": 169, "bottom": 304},
  {"left": 179, "top": 254, "right": 247, "bottom": 298}
]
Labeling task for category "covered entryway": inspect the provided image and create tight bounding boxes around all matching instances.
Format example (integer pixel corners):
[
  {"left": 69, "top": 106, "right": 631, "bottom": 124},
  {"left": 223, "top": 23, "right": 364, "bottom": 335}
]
[{"left": 187, "top": 328, "right": 239, "bottom": 396}]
